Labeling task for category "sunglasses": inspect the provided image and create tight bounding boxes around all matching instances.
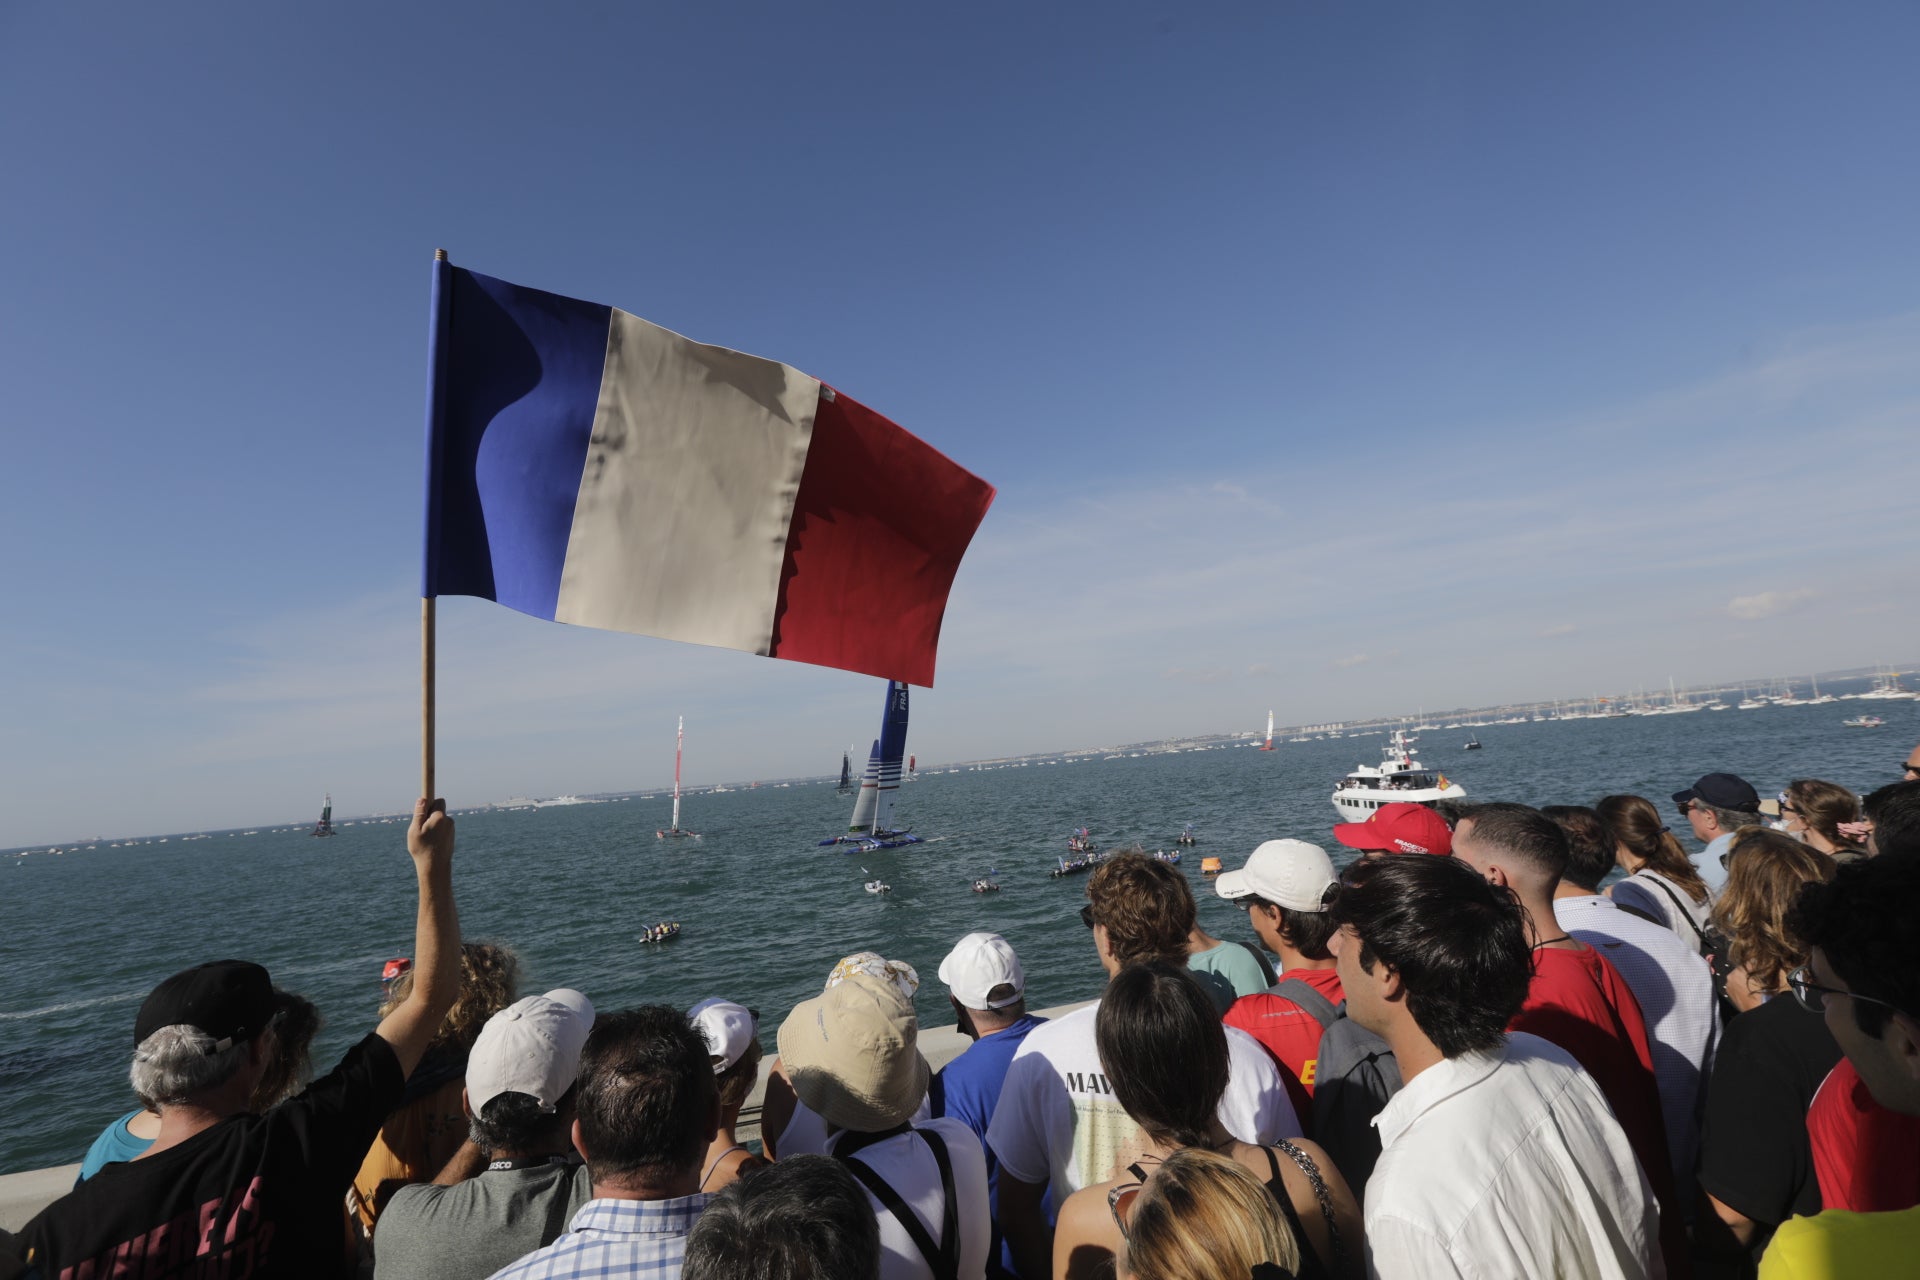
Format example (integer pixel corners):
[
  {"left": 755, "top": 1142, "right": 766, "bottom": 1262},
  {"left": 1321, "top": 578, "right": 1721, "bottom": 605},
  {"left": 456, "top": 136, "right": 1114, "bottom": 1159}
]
[
  {"left": 1107, "top": 1160, "right": 1156, "bottom": 1239},
  {"left": 1787, "top": 965, "right": 1906, "bottom": 1020},
  {"left": 1904, "top": 760, "right": 1920, "bottom": 775},
  {"left": 1080, "top": 904, "right": 1096, "bottom": 929}
]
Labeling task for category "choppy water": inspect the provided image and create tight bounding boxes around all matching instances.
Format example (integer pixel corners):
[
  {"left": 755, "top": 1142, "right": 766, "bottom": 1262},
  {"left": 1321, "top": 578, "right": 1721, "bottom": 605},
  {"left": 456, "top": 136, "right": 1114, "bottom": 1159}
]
[{"left": 2, "top": 698, "right": 1911, "bottom": 1173}]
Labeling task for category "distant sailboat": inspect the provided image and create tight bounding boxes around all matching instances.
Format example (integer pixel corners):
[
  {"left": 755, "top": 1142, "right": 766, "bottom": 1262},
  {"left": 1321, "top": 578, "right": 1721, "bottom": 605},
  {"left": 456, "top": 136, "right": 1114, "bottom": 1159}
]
[
  {"left": 1259, "top": 710, "right": 1276, "bottom": 751},
  {"left": 310, "top": 793, "right": 335, "bottom": 838},
  {"left": 837, "top": 747, "right": 854, "bottom": 795},
  {"left": 820, "top": 681, "right": 922, "bottom": 850},
  {"left": 656, "top": 717, "right": 699, "bottom": 839}
]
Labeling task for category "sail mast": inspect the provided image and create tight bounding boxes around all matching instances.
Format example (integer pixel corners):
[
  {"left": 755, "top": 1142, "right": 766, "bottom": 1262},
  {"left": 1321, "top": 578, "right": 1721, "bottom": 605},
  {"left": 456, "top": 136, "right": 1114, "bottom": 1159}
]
[{"left": 671, "top": 716, "right": 683, "bottom": 832}]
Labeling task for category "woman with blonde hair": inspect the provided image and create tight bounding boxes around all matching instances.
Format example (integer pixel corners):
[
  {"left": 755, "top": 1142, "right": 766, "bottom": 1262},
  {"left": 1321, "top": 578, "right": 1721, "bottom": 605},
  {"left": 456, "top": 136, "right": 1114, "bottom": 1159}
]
[
  {"left": 1778, "top": 778, "right": 1868, "bottom": 863},
  {"left": 1711, "top": 829, "right": 1835, "bottom": 1013},
  {"left": 1597, "top": 793, "right": 1714, "bottom": 954},
  {"left": 1116, "top": 1148, "right": 1300, "bottom": 1280},
  {"left": 1052, "top": 961, "right": 1358, "bottom": 1280}
]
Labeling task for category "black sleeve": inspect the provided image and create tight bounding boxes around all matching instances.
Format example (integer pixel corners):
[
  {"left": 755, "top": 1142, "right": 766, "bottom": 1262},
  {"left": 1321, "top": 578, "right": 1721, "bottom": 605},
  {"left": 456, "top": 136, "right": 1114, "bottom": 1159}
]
[
  {"left": 271, "top": 1032, "right": 408, "bottom": 1186},
  {"left": 1696, "top": 1006, "right": 1811, "bottom": 1225}
]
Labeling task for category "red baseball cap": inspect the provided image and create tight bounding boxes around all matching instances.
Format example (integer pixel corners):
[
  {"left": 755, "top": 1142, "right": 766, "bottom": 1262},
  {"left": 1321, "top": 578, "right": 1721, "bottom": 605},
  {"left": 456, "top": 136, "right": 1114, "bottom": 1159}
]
[{"left": 1332, "top": 802, "right": 1453, "bottom": 856}]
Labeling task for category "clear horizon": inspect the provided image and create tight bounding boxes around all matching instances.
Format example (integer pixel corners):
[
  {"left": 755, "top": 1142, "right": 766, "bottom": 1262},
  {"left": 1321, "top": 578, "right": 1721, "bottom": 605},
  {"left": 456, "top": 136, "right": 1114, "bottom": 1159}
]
[{"left": 5, "top": 5, "right": 1919, "bottom": 846}]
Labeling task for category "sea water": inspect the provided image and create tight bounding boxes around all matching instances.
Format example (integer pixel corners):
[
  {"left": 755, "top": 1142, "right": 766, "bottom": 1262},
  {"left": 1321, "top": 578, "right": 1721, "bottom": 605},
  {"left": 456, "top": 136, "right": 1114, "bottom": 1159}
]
[{"left": 1, "top": 702, "right": 1909, "bottom": 1173}]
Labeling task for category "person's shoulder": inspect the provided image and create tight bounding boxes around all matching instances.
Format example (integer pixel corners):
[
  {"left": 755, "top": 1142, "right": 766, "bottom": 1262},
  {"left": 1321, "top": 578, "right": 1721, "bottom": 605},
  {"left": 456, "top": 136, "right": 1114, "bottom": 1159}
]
[
  {"left": 1763, "top": 1207, "right": 1920, "bottom": 1277},
  {"left": 1016, "top": 1004, "right": 1095, "bottom": 1053},
  {"left": 1223, "top": 1024, "right": 1283, "bottom": 1077}
]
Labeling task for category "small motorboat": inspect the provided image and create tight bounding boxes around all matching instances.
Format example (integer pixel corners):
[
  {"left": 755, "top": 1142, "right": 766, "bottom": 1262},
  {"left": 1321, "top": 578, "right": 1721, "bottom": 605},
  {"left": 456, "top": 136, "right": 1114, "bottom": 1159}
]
[
  {"left": 640, "top": 922, "right": 681, "bottom": 944},
  {"left": 1154, "top": 849, "right": 1182, "bottom": 865},
  {"left": 1066, "top": 826, "right": 1098, "bottom": 855},
  {"left": 971, "top": 878, "right": 1000, "bottom": 893},
  {"left": 1199, "top": 856, "right": 1223, "bottom": 877},
  {"left": 1464, "top": 736, "right": 1482, "bottom": 750},
  {"left": 1049, "top": 850, "right": 1109, "bottom": 878},
  {"left": 864, "top": 880, "right": 891, "bottom": 894},
  {"left": 1174, "top": 824, "right": 1198, "bottom": 846},
  {"left": 1844, "top": 715, "right": 1886, "bottom": 728}
]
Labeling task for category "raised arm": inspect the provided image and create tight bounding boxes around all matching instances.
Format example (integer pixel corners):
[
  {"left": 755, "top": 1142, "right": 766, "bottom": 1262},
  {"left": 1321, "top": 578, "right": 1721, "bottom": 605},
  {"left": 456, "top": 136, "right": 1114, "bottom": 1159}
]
[{"left": 376, "top": 798, "right": 460, "bottom": 1078}]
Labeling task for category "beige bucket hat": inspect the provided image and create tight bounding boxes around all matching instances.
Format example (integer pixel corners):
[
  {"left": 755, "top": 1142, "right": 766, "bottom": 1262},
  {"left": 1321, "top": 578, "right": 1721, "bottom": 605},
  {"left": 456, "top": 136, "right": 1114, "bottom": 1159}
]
[{"left": 778, "top": 970, "right": 929, "bottom": 1132}]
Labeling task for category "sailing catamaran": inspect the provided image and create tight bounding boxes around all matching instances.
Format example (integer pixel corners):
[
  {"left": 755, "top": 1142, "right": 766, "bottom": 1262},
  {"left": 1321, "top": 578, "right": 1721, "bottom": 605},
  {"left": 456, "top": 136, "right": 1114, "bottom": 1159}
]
[
  {"left": 656, "top": 717, "right": 699, "bottom": 839},
  {"left": 820, "top": 681, "right": 923, "bottom": 850},
  {"left": 1258, "top": 710, "right": 1275, "bottom": 751},
  {"left": 310, "top": 793, "right": 335, "bottom": 838},
  {"left": 837, "top": 747, "right": 854, "bottom": 795}
]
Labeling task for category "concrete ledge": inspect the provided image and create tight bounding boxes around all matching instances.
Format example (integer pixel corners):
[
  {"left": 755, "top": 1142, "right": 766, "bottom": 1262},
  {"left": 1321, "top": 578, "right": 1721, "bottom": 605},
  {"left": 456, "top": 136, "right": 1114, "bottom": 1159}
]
[
  {"left": 0, "top": 1000, "right": 1093, "bottom": 1232},
  {"left": 1, "top": 1165, "right": 78, "bottom": 1233}
]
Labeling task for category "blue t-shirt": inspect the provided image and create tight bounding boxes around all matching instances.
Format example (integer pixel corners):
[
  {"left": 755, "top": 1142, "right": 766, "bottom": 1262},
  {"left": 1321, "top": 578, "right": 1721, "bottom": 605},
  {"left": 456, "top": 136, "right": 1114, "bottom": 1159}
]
[
  {"left": 931, "top": 1014, "right": 1046, "bottom": 1280},
  {"left": 77, "top": 1109, "right": 154, "bottom": 1182}
]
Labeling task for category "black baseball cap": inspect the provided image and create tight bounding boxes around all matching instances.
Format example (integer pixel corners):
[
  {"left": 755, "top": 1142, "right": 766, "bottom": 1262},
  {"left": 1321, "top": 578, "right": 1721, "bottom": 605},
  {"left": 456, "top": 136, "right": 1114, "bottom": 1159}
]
[
  {"left": 1672, "top": 773, "right": 1761, "bottom": 814},
  {"left": 134, "top": 960, "right": 275, "bottom": 1051}
]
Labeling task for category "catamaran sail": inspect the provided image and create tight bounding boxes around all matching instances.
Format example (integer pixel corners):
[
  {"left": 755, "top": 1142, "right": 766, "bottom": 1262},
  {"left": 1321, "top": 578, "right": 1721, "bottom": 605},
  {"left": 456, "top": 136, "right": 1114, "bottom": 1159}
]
[
  {"left": 1259, "top": 710, "right": 1275, "bottom": 751},
  {"left": 656, "top": 716, "right": 698, "bottom": 839},
  {"left": 837, "top": 748, "right": 853, "bottom": 794},
  {"left": 311, "top": 793, "right": 335, "bottom": 837},
  {"left": 821, "top": 681, "right": 921, "bottom": 848}
]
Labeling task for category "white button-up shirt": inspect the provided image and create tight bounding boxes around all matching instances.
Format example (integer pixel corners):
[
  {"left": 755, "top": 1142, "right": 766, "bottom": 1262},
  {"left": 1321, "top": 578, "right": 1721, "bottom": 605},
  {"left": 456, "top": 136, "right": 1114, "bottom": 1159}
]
[
  {"left": 1556, "top": 893, "right": 1719, "bottom": 1184},
  {"left": 1364, "top": 1033, "right": 1663, "bottom": 1280}
]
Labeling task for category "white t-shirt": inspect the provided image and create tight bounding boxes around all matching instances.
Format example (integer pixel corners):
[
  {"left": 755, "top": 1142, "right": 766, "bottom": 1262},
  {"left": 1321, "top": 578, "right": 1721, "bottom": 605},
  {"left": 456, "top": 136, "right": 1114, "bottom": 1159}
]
[
  {"left": 1555, "top": 893, "right": 1719, "bottom": 1185},
  {"left": 1610, "top": 869, "right": 1712, "bottom": 955},
  {"left": 826, "top": 1117, "right": 992, "bottom": 1280},
  {"left": 983, "top": 1002, "right": 1298, "bottom": 1204},
  {"left": 1366, "top": 1033, "right": 1661, "bottom": 1280},
  {"left": 779, "top": 1092, "right": 933, "bottom": 1157}
]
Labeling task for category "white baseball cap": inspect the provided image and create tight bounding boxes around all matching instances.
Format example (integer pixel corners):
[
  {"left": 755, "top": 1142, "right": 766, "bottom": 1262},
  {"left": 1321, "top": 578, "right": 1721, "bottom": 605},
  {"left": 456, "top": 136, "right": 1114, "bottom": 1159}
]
[
  {"left": 467, "top": 988, "right": 596, "bottom": 1113},
  {"left": 1214, "top": 840, "right": 1338, "bottom": 912},
  {"left": 688, "top": 998, "right": 759, "bottom": 1073},
  {"left": 937, "top": 932, "right": 1025, "bottom": 1011}
]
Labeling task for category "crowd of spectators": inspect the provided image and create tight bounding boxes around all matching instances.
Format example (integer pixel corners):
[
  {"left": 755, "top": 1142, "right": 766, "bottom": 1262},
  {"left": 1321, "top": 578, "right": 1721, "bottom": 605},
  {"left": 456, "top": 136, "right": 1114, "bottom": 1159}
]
[{"left": 5, "top": 752, "right": 1919, "bottom": 1280}]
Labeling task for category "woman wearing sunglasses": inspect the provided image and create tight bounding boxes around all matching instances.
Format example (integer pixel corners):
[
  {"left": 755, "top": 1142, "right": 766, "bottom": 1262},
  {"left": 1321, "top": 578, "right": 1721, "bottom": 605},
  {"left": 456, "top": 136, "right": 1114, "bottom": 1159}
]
[
  {"left": 1051, "top": 960, "right": 1361, "bottom": 1280},
  {"left": 1777, "top": 779, "right": 1868, "bottom": 863},
  {"left": 1114, "top": 1148, "right": 1300, "bottom": 1280}
]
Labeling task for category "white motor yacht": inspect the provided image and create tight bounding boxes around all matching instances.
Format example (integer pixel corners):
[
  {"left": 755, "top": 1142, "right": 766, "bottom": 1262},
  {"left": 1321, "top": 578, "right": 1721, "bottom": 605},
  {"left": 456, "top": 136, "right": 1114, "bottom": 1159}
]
[{"left": 1331, "top": 730, "right": 1466, "bottom": 822}]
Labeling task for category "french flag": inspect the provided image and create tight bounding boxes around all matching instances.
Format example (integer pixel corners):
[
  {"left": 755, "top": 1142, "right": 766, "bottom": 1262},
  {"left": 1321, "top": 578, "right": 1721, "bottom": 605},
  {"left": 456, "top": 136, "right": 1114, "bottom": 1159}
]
[{"left": 422, "top": 262, "right": 996, "bottom": 687}]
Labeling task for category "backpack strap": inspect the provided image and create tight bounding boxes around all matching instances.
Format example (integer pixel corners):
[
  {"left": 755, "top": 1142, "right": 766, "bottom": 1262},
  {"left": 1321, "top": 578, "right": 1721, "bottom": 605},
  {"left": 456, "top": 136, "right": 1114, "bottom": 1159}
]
[
  {"left": 1636, "top": 872, "right": 1708, "bottom": 945},
  {"left": 837, "top": 1127, "right": 960, "bottom": 1280},
  {"left": 1265, "top": 978, "right": 1340, "bottom": 1030}
]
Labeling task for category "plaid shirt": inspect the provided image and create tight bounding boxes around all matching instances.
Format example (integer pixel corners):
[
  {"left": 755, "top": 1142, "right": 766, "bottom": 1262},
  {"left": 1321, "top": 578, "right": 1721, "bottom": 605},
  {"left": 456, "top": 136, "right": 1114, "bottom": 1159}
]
[{"left": 487, "top": 1194, "right": 713, "bottom": 1280}]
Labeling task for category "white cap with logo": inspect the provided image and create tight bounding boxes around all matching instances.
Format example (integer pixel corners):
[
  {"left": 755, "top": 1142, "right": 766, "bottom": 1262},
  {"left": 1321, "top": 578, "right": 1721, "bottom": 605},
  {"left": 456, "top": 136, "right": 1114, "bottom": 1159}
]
[
  {"left": 1214, "top": 840, "right": 1338, "bottom": 912},
  {"left": 466, "top": 988, "right": 596, "bottom": 1113},
  {"left": 937, "top": 932, "right": 1026, "bottom": 1011}
]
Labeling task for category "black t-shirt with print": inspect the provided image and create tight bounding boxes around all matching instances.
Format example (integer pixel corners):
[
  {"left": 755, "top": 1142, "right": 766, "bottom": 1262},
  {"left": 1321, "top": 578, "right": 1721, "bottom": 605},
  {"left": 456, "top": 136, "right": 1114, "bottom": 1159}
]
[
  {"left": 21, "top": 1033, "right": 405, "bottom": 1280},
  {"left": 1697, "top": 995, "right": 1842, "bottom": 1228}
]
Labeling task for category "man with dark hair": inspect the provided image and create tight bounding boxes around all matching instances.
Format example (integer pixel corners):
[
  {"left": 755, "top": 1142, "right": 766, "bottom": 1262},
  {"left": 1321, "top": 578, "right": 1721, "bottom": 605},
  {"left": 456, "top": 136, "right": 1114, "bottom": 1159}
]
[
  {"left": 1862, "top": 778, "right": 1920, "bottom": 859},
  {"left": 681, "top": 1156, "right": 881, "bottom": 1280},
  {"left": 491, "top": 1006, "right": 719, "bottom": 1280},
  {"left": 1215, "top": 839, "right": 1344, "bottom": 1126},
  {"left": 1452, "top": 803, "right": 1680, "bottom": 1274},
  {"left": 1329, "top": 855, "right": 1660, "bottom": 1279},
  {"left": 986, "top": 853, "right": 1295, "bottom": 1279},
  {"left": 374, "top": 990, "right": 597, "bottom": 1280},
  {"left": 1545, "top": 805, "right": 1717, "bottom": 1189},
  {"left": 1760, "top": 857, "right": 1920, "bottom": 1274},
  {"left": 1673, "top": 771, "right": 1764, "bottom": 894},
  {"left": 18, "top": 799, "right": 462, "bottom": 1280}
]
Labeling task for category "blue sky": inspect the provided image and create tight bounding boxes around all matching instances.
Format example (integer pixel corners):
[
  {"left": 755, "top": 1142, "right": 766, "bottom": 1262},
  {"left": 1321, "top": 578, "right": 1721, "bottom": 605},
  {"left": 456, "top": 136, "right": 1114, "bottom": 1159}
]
[{"left": 3, "top": 4, "right": 1917, "bottom": 844}]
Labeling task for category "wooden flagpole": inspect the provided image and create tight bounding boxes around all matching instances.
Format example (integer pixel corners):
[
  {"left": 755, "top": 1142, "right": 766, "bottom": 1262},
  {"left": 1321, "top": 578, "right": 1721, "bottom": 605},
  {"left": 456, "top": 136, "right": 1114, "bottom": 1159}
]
[{"left": 423, "top": 247, "right": 447, "bottom": 801}]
